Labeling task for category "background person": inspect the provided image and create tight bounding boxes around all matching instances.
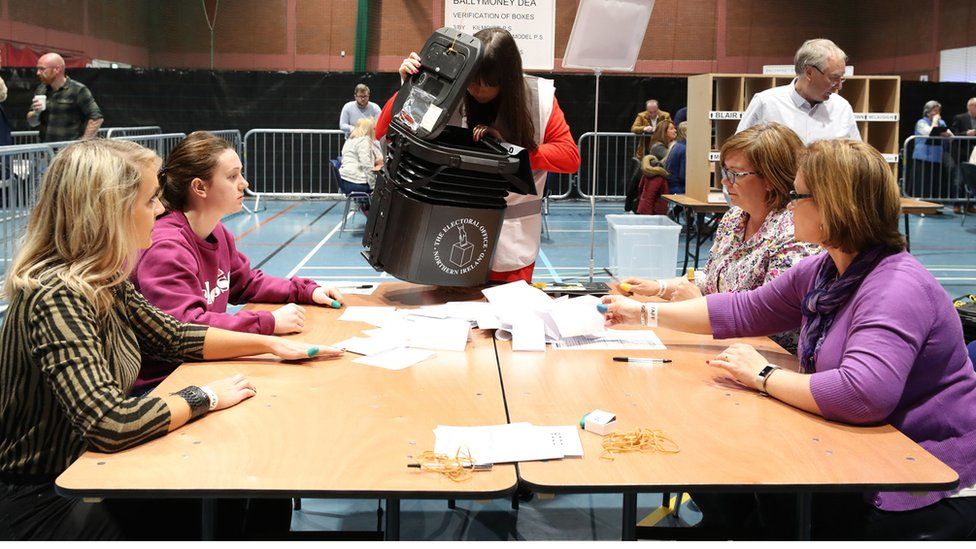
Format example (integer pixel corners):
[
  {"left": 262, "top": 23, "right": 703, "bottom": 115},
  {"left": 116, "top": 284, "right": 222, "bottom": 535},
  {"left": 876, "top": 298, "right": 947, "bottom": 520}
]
[
  {"left": 339, "top": 116, "right": 382, "bottom": 191},
  {"left": 603, "top": 139, "right": 976, "bottom": 540},
  {"left": 737, "top": 39, "right": 859, "bottom": 144},
  {"left": 26, "top": 52, "right": 103, "bottom": 142},
  {"left": 339, "top": 83, "right": 381, "bottom": 137},
  {"left": 631, "top": 99, "right": 671, "bottom": 159},
  {"left": 132, "top": 131, "right": 344, "bottom": 393},
  {"left": 0, "top": 140, "right": 338, "bottom": 540}
]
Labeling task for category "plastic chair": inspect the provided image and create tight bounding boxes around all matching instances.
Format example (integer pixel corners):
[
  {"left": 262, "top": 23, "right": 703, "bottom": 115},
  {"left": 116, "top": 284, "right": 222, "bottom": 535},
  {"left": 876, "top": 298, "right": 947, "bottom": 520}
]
[
  {"left": 329, "top": 158, "right": 371, "bottom": 233},
  {"left": 959, "top": 162, "right": 976, "bottom": 226}
]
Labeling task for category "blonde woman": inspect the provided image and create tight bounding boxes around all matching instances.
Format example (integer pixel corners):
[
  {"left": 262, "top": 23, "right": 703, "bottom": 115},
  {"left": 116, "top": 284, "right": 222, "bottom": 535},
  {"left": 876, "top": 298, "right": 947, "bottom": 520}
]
[
  {"left": 0, "top": 140, "right": 340, "bottom": 540},
  {"left": 338, "top": 116, "right": 382, "bottom": 191}
]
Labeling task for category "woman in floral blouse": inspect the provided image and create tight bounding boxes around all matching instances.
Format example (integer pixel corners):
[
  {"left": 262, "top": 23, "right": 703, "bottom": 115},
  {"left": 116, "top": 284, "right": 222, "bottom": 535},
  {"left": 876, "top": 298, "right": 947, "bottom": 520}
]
[{"left": 619, "top": 123, "right": 820, "bottom": 351}]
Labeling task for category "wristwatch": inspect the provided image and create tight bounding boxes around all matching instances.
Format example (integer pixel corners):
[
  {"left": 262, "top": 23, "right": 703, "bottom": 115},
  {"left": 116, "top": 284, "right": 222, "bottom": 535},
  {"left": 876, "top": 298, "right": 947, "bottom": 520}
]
[{"left": 756, "top": 364, "right": 779, "bottom": 396}]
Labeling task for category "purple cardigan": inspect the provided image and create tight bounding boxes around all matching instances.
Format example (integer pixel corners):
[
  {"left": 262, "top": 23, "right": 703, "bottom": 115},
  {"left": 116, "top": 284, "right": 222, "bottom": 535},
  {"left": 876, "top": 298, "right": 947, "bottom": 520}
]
[
  {"left": 131, "top": 211, "right": 319, "bottom": 389},
  {"left": 707, "top": 251, "right": 976, "bottom": 512}
]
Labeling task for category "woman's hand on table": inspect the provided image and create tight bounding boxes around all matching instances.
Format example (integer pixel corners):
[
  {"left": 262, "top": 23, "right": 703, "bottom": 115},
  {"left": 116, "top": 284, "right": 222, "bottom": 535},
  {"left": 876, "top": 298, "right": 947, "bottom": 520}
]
[
  {"left": 617, "top": 276, "right": 656, "bottom": 296},
  {"left": 598, "top": 295, "right": 643, "bottom": 326},
  {"left": 205, "top": 373, "right": 257, "bottom": 411},
  {"left": 312, "top": 286, "right": 344, "bottom": 309},
  {"left": 267, "top": 338, "right": 343, "bottom": 361},
  {"left": 706, "top": 343, "right": 768, "bottom": 390},
  {"left": 669, "top": 279, "right": 702, "bottom": 302},
  {"left": 272, "top": 303, "right": 306, "bottom": 334}
]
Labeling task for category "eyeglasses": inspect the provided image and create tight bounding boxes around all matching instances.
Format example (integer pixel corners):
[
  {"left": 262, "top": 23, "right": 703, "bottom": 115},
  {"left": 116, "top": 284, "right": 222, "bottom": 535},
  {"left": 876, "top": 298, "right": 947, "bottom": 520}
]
[
  {"left": 809, "top": 64, "right": 846, "bottom": 86},
  {"left": 788, "top": 190, "right": 813, "bottom": 201},
  {"left": 720, "top": 166, "right": 760, "bottom": 185}
]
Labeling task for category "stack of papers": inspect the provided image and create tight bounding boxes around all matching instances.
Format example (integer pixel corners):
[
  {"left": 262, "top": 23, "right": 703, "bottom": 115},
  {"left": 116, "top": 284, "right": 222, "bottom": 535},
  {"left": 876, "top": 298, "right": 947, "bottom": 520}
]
[
  {"left": 552, "top": 329, "right": 666, "bottom": 351},
  {"left": 482, "top": 281, "right": 630, "bottom": 352},
  {"left": 433, "top": 423, "right": 584, "bottom": 465}
]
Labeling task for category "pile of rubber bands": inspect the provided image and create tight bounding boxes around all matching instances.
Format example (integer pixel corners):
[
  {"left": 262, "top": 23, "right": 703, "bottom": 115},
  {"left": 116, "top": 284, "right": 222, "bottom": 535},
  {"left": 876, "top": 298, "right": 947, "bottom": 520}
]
[{"left": 600, "top": 428, "right": 679, "bottom": 461}]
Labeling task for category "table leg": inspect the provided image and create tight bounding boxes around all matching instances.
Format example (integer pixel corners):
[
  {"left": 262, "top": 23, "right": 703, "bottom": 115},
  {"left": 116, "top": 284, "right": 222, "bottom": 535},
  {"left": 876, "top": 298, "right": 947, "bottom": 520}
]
[
  {"left": 385, "top": 498, "right": 401, "bottom": 541},
  {"left": 904, "top": 213, "right": 911, "bottom": 252},
  {"left": 622, "top": 492, "right": 638, "bottom": 541},
  {"left": 682, "top": 208, "right": 695, "bottom": 272},
  {"left": 201, "top": 498, "right": 215, "bottom": 541},
  {"left": 796, "top": 493, "right": 812, "bottom": 541}
]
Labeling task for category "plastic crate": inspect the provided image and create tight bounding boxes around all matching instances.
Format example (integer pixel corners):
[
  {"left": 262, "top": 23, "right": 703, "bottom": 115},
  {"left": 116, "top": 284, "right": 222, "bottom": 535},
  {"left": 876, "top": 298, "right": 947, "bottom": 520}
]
[{"left": 606, "top": 214, "right": 681, "bottom": 279}]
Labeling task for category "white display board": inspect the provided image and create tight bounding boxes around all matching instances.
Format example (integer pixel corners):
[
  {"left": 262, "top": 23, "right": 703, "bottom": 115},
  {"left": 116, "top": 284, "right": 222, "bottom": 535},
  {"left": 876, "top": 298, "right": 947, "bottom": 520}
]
[
  {"left": 940, "top": 46, "right": 976, "bottom": 83},
  {"left": 443, "top": 0, "right": 555, "bottom": 71},
  {"left": 561, "top": 0, "right": 654, "bottom": 71}
]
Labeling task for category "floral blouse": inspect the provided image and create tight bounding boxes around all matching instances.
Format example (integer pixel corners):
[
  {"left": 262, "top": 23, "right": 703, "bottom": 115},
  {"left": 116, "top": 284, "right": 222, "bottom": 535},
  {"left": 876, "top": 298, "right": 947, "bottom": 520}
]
[{"left": 698, "top": 206, "right": 821, "bottom": 352}]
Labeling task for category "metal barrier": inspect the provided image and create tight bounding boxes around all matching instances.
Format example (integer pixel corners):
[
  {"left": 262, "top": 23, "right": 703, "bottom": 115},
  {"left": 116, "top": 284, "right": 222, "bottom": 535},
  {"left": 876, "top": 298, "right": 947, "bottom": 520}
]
[
  {"left": 209, "top": 129, "right": 243, "bottom": 155},
  {"left": 243, "top": 129, "right": 346, "bottom": 197},
  {"left": 902, "top": 135, "right": 976, "bottom": 203},
  {"left": 11, "top": 131, "right": 39, "bottom": 146},
  {"left": 115, "top": 133, "right": 187, "bottom": 160},
  {"left": 0, "top": 144, "right": 53, "bottom": 283},
  {"left": 576, "top": 132, "right": 640, "bottom": 199},
  {"left": 105, "top": 126, "right": 163, "bottom": 138}
]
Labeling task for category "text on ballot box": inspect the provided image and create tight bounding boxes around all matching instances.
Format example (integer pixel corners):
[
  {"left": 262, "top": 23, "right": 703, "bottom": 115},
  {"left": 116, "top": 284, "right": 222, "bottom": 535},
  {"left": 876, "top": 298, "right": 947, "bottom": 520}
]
[{"left": 606, "top": 214, "right": 681, "bottom": 279}]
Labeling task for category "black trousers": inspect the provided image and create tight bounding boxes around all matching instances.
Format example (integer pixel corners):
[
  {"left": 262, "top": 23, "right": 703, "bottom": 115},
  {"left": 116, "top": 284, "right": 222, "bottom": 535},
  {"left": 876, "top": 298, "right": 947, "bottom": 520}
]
[
  {"left": 692, "top": 491, "right": 976, "bottom": 541},
  {"left": 0, "top": 480, "right": 291, "bottom": 541}
]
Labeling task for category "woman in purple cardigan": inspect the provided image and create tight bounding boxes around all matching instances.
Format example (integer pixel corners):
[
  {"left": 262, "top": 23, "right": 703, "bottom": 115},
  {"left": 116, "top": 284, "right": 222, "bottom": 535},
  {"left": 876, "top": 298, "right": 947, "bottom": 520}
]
[
  {"left": 602, "top": 139, "right": 976, "bottom": 540},
  {"left": 132, "top": 132, "right": 343, "bottom": 392}
]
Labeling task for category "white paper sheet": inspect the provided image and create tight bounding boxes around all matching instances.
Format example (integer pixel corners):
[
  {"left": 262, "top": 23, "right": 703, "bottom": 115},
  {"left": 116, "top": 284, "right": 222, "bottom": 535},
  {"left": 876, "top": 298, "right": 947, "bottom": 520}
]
[
  {"left": 433, "top": 423, "right": 576, "bottom": 465},
  {"left": 540, "top": 425, "right": 585, "bottom": 458},
  {"left": 338, "top": 306, "right": 400, "bottom": 327},
  {"left": 482, "top": 281, "right": 553, "bottom": 313},
  {"left": 402, "top": 317, "right": 471, "bottom": 352},
  {"left": 552, "top": 329, "right": 666, "bottom": 351},
  {"left": 542, "top": 295, "right": 606, "bottom": 339},
  {"left": 332, "top": 336, "right": 401, "bottom": 356},
  {"left": 511, "top": 314, "right": 547, "bottom": 352},
  {"left": 352, "top": 347, "right": 434, "bottom": 370}
]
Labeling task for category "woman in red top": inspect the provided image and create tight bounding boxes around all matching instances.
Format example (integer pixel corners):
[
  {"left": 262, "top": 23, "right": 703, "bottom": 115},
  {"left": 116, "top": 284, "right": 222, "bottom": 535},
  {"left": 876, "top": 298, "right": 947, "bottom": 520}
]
[{"left": 377, "top": 28, "right": 580, "bottom": 283}]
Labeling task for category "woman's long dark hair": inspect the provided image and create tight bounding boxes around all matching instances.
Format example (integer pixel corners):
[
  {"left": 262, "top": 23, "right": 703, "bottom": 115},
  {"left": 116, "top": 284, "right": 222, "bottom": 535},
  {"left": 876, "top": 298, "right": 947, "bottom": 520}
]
[{"left": 463, "top": 28, "right": 537, "bottom": 150}]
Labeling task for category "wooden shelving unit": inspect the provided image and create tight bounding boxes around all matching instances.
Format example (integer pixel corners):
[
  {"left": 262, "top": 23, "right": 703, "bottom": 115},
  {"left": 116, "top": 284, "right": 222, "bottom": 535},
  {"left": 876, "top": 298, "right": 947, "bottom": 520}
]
[{"left": 685, "top": 74, "right": 901, "bottom": 201}]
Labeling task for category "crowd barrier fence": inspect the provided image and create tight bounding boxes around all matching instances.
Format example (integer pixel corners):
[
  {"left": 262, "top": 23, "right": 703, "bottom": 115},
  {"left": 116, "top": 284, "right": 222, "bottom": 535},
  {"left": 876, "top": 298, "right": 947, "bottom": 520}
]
[{"left": 901, "top": 134, "right": 976, "bottom": 204}]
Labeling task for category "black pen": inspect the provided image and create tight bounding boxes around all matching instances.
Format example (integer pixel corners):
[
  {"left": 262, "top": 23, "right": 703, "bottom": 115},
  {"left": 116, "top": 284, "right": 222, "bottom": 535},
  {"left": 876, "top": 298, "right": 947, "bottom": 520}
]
[
  {"left": 613, "top": 357, "right": 671, "bottom": 364},
  {"left": 407, "top": 463, "right": 493, "bottom": 470},
  {"left": 603, "top": 268, "right": 620, "bottom": 283},
  {"left": 337, "top": 284, "right": 374, "bottom": 289}
]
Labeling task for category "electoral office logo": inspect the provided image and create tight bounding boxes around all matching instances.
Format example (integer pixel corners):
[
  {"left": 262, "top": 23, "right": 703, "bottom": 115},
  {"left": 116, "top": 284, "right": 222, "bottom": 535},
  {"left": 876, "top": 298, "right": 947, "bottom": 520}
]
[{"left": 432, "top": 218, "right": 489, "bottom": 275}]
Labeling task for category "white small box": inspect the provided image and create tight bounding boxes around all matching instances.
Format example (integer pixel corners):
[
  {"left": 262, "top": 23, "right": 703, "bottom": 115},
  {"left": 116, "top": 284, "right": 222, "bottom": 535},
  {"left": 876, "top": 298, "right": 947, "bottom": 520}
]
[{"left": 580, "top": 409, "right": 617, "bottom": 436}]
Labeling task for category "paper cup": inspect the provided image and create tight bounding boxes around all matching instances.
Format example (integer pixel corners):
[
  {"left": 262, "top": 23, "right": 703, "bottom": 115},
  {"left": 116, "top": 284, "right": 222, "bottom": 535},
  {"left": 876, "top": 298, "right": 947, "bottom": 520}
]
[{"left": 33, "top": 94, "right": 47, "bottom": 112}]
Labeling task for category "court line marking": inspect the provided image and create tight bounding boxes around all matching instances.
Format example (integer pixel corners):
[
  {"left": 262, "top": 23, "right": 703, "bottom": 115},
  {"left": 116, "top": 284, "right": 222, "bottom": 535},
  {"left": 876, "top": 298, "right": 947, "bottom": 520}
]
[
  {"left": 287, "top": 211, "right": 354, "bottom": 278},
  {"left": 537, "top": 248, "right": 561, "bottom": 283},
  {"left": 235, "top": 200, "right": 301, "bottom": 241}
]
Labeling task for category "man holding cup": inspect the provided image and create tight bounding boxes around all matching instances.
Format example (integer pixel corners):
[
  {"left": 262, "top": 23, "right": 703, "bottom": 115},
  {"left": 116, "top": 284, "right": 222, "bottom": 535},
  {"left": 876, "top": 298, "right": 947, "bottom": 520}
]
[{"left": 27, "top": 53, "right": 103, "bottom": 142}]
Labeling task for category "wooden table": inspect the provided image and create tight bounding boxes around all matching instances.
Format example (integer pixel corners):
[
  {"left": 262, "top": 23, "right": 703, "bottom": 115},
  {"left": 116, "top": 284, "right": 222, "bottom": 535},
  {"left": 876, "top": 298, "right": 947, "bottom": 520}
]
[
  {"left": 56, "top": 283, "right": 517, "bottom": 540},
  {"left": 496, "top": 327, "right": 959, "bottom": 540},
  {"left": 664, "top": 194, "right": 944, "bottom": 272}
]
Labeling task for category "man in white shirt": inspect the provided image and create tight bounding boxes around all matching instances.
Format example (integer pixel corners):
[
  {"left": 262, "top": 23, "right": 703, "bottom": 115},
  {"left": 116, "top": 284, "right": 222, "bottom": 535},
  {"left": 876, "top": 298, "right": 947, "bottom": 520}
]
[
  {"left": 339, "top": 84, "right": 381, "bottom": 137},
  {"left": 736, "top": 39, "right": 860, "bottom": 145}
]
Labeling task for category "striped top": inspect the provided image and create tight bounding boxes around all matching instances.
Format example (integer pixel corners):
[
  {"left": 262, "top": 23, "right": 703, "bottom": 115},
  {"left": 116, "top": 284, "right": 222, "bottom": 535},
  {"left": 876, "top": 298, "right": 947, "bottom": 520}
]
[{"left": 0, "top": 275, "right": 208, "bottom": 476}]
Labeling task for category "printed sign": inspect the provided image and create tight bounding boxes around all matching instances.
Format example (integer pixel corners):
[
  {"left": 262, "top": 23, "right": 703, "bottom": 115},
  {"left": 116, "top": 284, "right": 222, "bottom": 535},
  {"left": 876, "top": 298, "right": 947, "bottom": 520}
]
[{"left": 444, "top": 0, "right": 555, "bottom": 70}]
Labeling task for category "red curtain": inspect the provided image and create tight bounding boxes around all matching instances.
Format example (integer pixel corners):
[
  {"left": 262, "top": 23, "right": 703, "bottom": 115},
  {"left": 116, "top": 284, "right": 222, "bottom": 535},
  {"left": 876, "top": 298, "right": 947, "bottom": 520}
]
[{"left": 1, "top": 42, "right": 91, "bottom": 68}]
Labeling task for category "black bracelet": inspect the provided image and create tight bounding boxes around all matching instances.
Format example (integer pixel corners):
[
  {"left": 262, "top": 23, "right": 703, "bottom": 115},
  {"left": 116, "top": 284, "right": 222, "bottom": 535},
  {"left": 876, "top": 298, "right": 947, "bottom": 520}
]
[{"left": 172, "top": 385, "right": 210, "bottom": 421}]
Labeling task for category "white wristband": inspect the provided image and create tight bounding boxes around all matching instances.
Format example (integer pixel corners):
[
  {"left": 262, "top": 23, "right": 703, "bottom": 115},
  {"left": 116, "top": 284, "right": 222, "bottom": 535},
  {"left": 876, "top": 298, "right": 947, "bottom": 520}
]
[
  {"left": 200, "top": 385, "right": 218, "bottom": 411},
  {"left": 640, "top": 303, "right": 659, "bottom": 327},
  {"left": 655, "top": 279, "right": 668, "bottom": 297}
]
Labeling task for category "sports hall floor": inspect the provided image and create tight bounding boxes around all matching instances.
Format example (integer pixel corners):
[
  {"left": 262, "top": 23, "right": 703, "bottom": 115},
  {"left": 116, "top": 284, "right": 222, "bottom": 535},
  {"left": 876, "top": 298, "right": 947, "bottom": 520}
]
[{"left": 217, "top": 198, "right": 976, "bottom": 540}]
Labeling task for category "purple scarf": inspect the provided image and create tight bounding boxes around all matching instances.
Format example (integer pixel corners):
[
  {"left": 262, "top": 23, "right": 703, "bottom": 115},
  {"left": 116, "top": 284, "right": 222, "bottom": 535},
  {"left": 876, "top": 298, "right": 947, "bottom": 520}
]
[{"left": 798, "top": 246, "right": 891, "bottom": 373}]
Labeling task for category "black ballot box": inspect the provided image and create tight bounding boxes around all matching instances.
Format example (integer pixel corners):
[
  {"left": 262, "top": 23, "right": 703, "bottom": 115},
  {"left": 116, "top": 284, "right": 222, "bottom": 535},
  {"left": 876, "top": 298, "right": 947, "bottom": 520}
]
[{"left": 361, "top": 27, "right": 535, "bottom": 287}]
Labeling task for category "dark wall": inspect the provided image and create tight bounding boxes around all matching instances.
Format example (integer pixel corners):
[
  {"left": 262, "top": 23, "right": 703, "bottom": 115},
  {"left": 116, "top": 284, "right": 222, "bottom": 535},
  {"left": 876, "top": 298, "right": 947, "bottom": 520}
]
[{"left": 4, "top": 67, "right": 976, "bottom": 149}]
